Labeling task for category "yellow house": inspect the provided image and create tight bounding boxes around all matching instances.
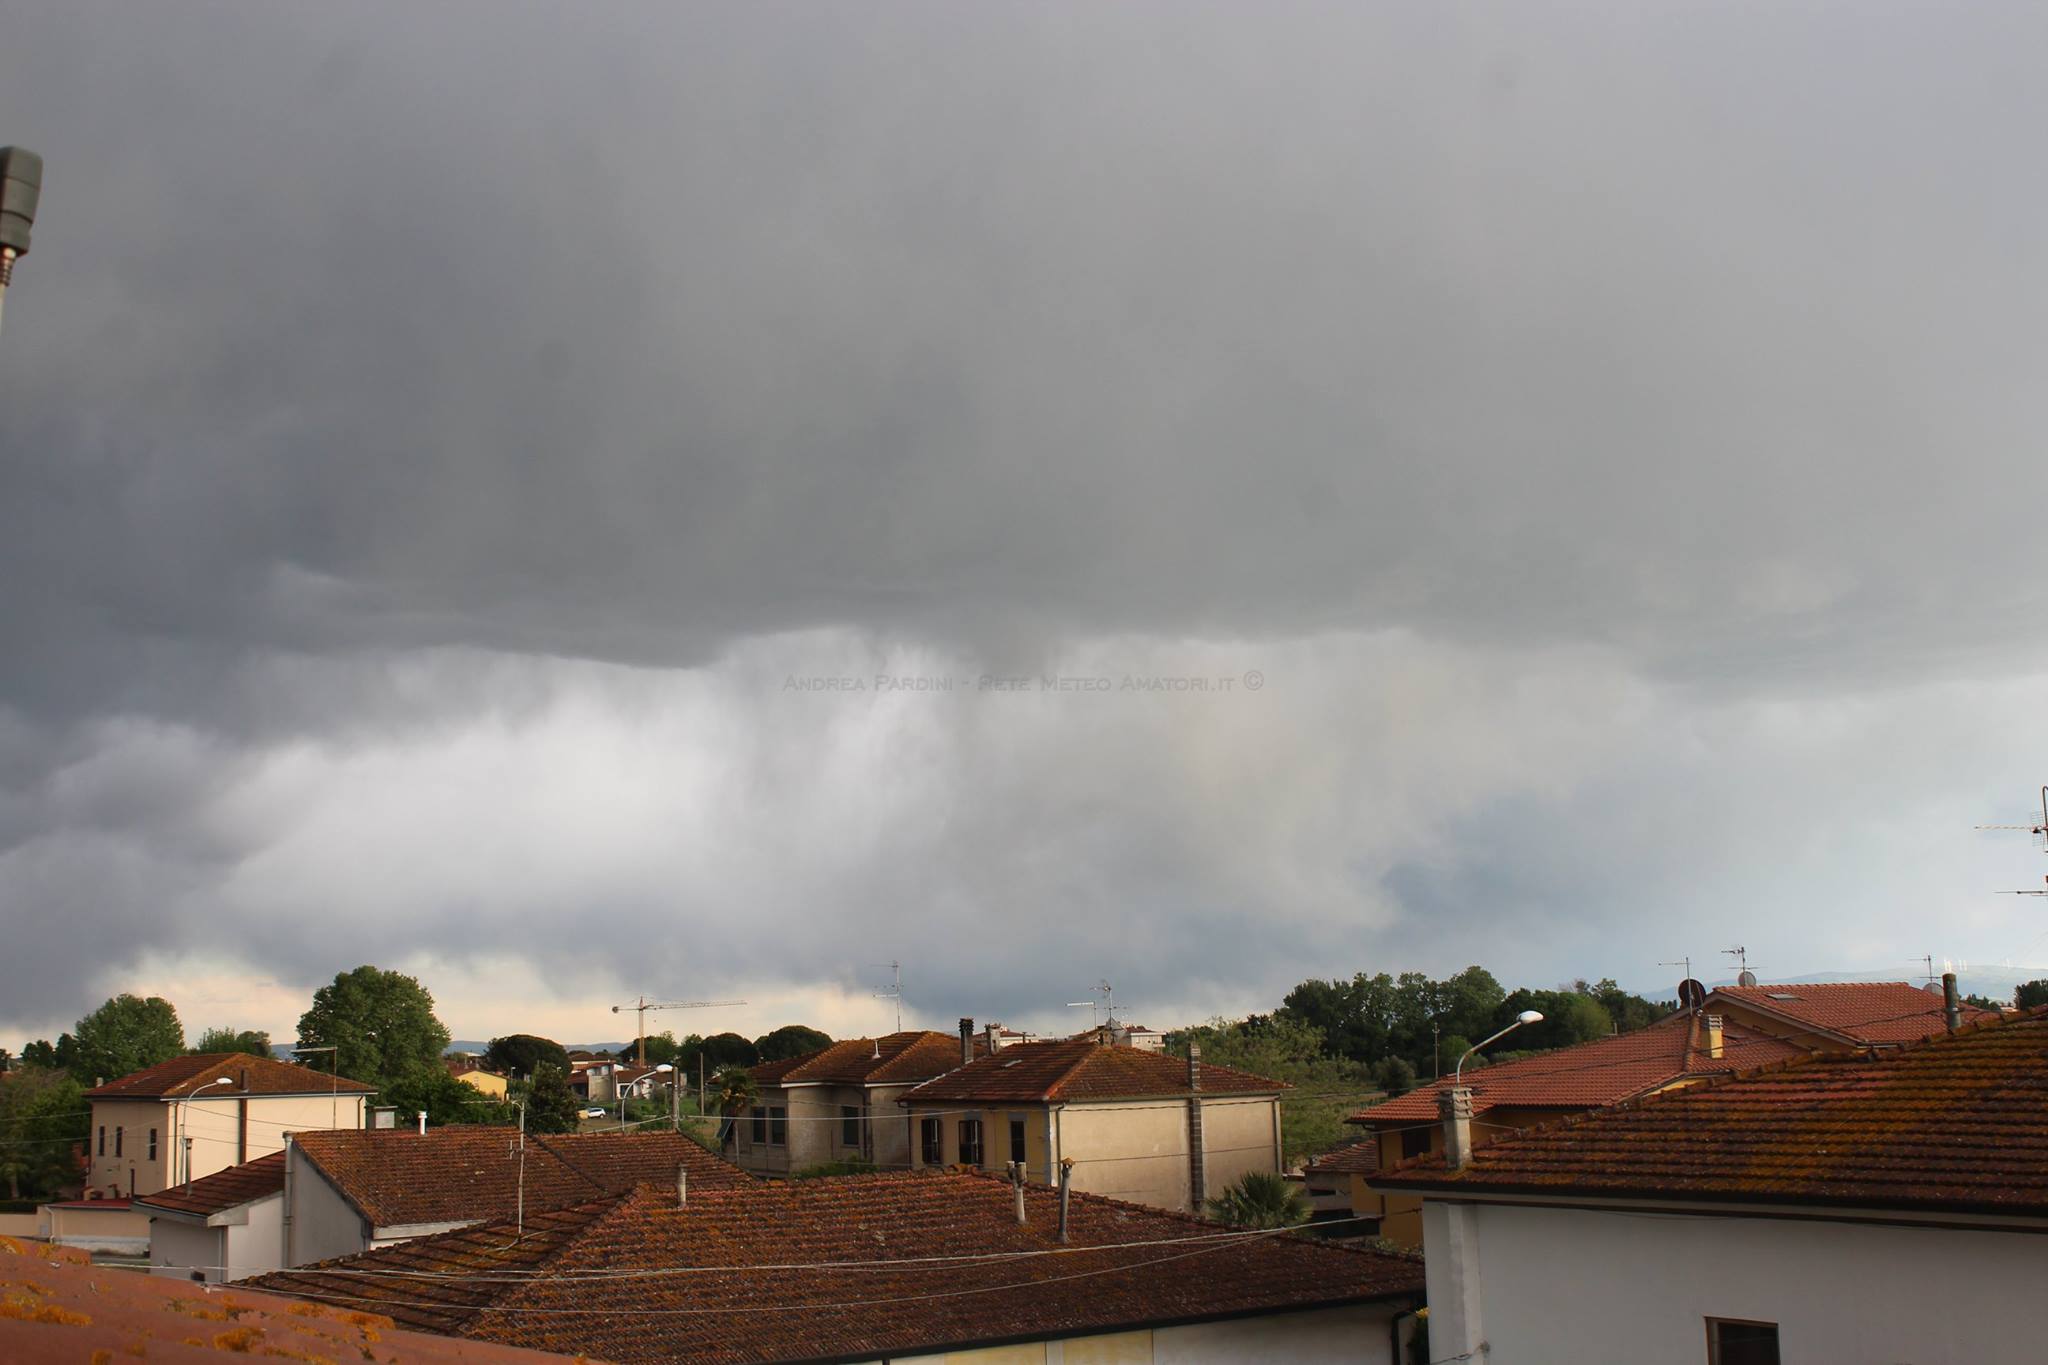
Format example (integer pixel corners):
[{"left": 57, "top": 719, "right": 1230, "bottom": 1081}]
[
  {"left": 898, "top": 1030, "right": 1286, "bottom": 1215},
  {"left": 442, "top": 1059, "right": 508, "bottom": 1099},
  {"left": 732, "top": 1029, "right": 989, "bottom": 1177}
]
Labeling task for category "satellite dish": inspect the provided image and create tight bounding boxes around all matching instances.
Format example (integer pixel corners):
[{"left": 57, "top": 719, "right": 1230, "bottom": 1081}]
[
  {"left": 1923, "top": 981, "right": 1946, "bottom": 996},
  {"left": 1678, "top": 979, "right": 1707, "bottom": 1011},
  {"left": 1737, "top": 969, "right": 1757, "bottom": 987}
]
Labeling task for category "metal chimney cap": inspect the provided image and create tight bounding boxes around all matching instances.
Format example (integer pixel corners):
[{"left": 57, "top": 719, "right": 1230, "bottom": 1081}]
[{"left": 0, "top": 147, "right": 43, "bottom": 257}]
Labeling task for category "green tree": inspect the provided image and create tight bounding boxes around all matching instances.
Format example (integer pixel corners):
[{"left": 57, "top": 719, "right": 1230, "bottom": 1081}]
[
  {"left": 754, "top": 1025, "right": 832, "bottom": 1062},
  {"left": 384, "top": 1064, "right": 511, "bottom": 1127},
  {"left": 296, "top": 966, "right": 452, "bottom": 1094},
  {"left": 2018, "top": 980, "right": 2048, "bottom": 1011},
  {"left": 20, "top": 1039, "right": 62, "bottom": 1071},
  {"left": 710, "top": 1064, "right": 757, "bottom": 1115},
  {"left": 700, "top": 1032, "right": 760, "bottom": 1069},
  {"left": 1372, "top": 1055, "right": 1419, "bottom": 1097},
  {"left": 485, "top": 1034, "right": 571, "bottom": 1080},
  {"left": 70, "top": 994, "right": 185, "bottom": 1084},
  {"left": 1206, "top": 1171, "right": 1309, "bottom": 1229},
  {"left": 192, "top": 1027, "right": 272, "bottom": 1058},
  {"left": 0, "top": 1047, "right": 10, "bottom": 1074},
  {"left": 523, "top": 1062, "right": 582, "bottom": 1134},
  {"left": 617, "top": 1031, "right": 682, "bottom": 1066},
  {"left": 0, "top": 1067, "right": 88, "bottom": 1200}
]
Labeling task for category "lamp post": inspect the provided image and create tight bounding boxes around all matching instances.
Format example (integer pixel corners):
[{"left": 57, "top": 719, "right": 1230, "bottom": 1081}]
[
  {"left": 1454, "top": 1011, "right": 1544, "bottom": 1084},
  {"left": 176, "top": 1077, "right": 235, "bottom": 1186},
  {"left": 0, "top": 146, "right": 42, "bottom": 339}
]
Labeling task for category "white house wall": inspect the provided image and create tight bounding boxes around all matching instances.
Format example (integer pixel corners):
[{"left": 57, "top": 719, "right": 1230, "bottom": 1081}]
[
  {"left": 1447, "top": 1200, "right": 2048, "bottom": 1364},
  {"left": 887, "top": 1304, "right": 1399, "bottom": 1364}
]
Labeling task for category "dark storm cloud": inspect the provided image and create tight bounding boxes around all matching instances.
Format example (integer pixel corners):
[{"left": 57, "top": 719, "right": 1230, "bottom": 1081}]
[{"left": 4, "top": 3, "right": 2048, "bottom": 1033}]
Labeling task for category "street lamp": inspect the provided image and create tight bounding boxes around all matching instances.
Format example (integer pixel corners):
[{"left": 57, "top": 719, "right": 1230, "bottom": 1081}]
[
  {"left": 0, "top": 147, "right": 42, "bottom": 338},
  {"left": 177, "top": 1077, "right": 235, "bottom": 1186},
  {"left": 1454, "top": 1011, "right": 1544, "bottom": 1084},
  {"left": 623, "top": 1063, "right": 675, "bottom": 1130}
]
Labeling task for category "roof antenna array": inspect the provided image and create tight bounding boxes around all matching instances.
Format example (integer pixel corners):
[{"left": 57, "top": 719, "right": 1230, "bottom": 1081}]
[
  {"left": 1065, "top": 980, "right": 1114, "bottom": 1031},
  {"left": 1722, "top": 945, "right": 1757, "bottom": 988},
  {"left": 873, "top": 961, "right": 904, "bottom": 1034},
  {"left": 1980, "top": 786, "right": 2048, "bottom": 895}
]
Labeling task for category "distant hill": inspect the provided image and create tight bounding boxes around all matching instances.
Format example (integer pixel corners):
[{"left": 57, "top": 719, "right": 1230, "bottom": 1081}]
[{"left": 444, "top": 1040, "right": 632, "bottom": 1056}]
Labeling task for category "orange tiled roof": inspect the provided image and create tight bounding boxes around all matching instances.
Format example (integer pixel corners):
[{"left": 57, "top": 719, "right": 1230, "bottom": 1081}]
[
  {"left": 1347, "top": 1012, "right": 1808, "bottom": 1125},
  {"left": 901, "top": 1039, "right": 1286, "bottom": 1105},
  {"left": 752, "top": 1030, "right": 983, "bottom": 1087},
  {"left": 0, "top": 1235, "right": 563, "bottom": 1363},
  {"left": 135, "top": 1151, "right": 285, "bottom": 1218},
  {"left": 253, "top": 1171, "right": 1424, "bottom": 1363},
  {"left": 85, "top": 1052, "right": 375, "bottom": 1099},
  {"left": 290, "top": 1127, "right": 747, "bottom": 1228},
  {"left": 1705, "top": 981, "right": 1996, "bottom": 1045},
  {"left": 1306, "top": 1137, "right": 1380, "bottom": 1176},
  {"left": 1377, "top": 1010, "right": 2048, "bottom": 1216}
]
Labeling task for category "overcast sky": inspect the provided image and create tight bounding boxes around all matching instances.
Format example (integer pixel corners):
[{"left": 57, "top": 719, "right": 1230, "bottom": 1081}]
[{"left": 4, "top": 2, "right": 2048, "bottom": 1050}]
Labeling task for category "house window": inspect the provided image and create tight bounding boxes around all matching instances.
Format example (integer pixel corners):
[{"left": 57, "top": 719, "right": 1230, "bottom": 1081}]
[
  {"left": 751, "top": 1109, "right": 768, "bottom": 1146},
  {"left": 148, "top": 1129, "right": 158, "bottom": 1160},
  {"left": 1009, "top": 1117, "right": 1027, "bottom": 1165},
  {"left": 97, "top": 1126, "right": 105, "bottom": 1156},
  {"left": 920, "top": 1116, "right": 943, "bottom": 1165},
  {"left": 769, "top": 1107, "right": 787, "bottom": 1146},
  {"left": 1400, "top": 1127, "right": 1431, "bottom": 1161},
  {"left": 115, "top": 1127, "right": 123, "bottom": 1158},
  {"left": 1706, "top": 1318, "right": 1781, "bottom": 1365},
  {"left": 841, "top": 1106, "right": 861, "bottom": 1147},
  {"left": 959, "top": 1119, "right": 983, "bottom": 1166}
]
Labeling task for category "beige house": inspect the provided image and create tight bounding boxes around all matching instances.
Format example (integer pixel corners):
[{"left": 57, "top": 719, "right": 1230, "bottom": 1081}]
[
  {"left": 82, "top": 1052, "right": 375, "bottom": 1200},
  {"left": 282, "top": 1126, "right": 749, "bottom": 1267},
  {"left": 733, "top": 1029, "right": 988, "bottom": 1177},
  {"left": 899, "top": 1034, "right": 1286, "bottom": 1214}
]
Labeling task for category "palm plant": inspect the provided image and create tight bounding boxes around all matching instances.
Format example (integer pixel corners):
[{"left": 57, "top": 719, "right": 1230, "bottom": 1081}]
[{"left": 1205, "top": 1170, "right": 1310, "bottom": 1229}]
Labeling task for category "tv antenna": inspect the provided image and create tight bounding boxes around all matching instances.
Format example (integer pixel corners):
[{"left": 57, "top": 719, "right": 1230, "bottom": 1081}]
[
  {"left": 1066, "top": 980, "right": 1115, "bottom": 1030},
  {"left": 873, "top": 961, "right": 904, "bottom": 1033},
  {"left": 1981, "top": 787, "right": 2048, "bottom": 894},
  {"left": 1661, "top": 957, "right": 1705, "bottom": 1012},
  {"left": 1722, "top": 946, "right": 1757, "bottom": 987}
]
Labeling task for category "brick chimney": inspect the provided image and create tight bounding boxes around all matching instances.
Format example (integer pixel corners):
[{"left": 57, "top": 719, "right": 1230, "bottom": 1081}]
[
  {"left": 959, "top": 1018, "right": 975, "bottom": 1067},
  {"left": 1440, "top": 1086, "right": 1475, "bottom": 1169},
  {"left": 1703, "top": 1014, "right": 1724, "bottom": 1061},
  {"left": 1186, "top": 1043, "right": 1206, "bottom": 1211},
  {"left": 985, "top": 1022, "right": 999, "bottom": 1056}
]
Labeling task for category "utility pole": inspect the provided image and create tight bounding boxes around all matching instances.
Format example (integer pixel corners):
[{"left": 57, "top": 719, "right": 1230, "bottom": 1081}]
[{"left": 0, "top": 147, "right": 43, "bottom": 340}]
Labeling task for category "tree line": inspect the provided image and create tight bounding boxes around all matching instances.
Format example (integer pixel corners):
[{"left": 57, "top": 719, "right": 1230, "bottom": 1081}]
[{"left": 0, "top": 965, "right": 837, "bottom": 1200}]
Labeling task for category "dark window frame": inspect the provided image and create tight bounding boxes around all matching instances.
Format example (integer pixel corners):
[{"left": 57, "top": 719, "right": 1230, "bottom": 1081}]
[
  {"left": 1009, "top": 1116, "right": 1027, "bottom": 1165},
  {"left": 1400, "top": 1126, "right": 1432, "bottom": 1161},
  {"left": 920, "top": 1116, "right": 943, "bottom": 1165},
  {"left": 841, "top": 1105, "right": 861, "bottom": 1146},
  {"left": 148, "top": 1128, "right": 158, "bottom": 1160},
  {"left": 97, "top": 1125, "right": 105, "bottom": 1156},
  {"left": 769, "top": 1107, "right": 787, "bottom": 1146},
  {"left": 1705, "top": 1317, "right": 1782, "bottom": 1365},
  {"left": 750, "top": 1109, "right": 767, "bottom": 1146},
  {"left": 115, "top": 1127, "right": 123, "bottom": 1158},
  {"left": 959, "top": 1118, "right": 983, "bottom": 1166}
]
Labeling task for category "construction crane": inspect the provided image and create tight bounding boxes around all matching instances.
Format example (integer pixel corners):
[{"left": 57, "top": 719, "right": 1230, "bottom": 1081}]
[{"left": 611, "top": 997, "right": 746, "bottom": 1067}]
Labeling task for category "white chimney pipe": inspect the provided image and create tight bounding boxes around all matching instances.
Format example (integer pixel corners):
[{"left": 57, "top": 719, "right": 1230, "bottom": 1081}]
[
  {"left": 417, "top": 1111, "right": 427, "bottom": 1136},
  {"left": 1440, "top": 1087, "right": 1475, "bottom": 1169}
]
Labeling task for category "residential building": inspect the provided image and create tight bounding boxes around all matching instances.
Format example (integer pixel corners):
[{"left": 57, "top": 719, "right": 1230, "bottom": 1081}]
[
  {"left": 83, "top": 1052, "right": 374, "bottom": 1199},
  {"left": 1343, "top": 1010, "right": 1804, "bottom": 1244},
  {"left": 135, "top": 1150, "right": 285, "bottom": 1283},
  {"left": 443, "top": 1058, "right": 509, "bottom": 1099},
  {"left": 1700, "top": 978, "right": 1996, "bottom": 1049},
  {"left": 253, "top": 1169, "right": 1428, "bottom": 1363},
  {"left": 282, "top": 1125, "right": 747, "bottom": 1267},
  {"left": 0, "top": 1235, "right": 565, "bottom": 1363},
  {"left": 899, "top": 1032, "right": 1287, "bottom": 1214},
  {"left": 1071, "top": 1020, "right": 1166, "bottom": 1051},
  {"left": 731, "top": 1027, "right": 988, "bottom": 1177},
  {"left": 1375, "top": 1008, "right": 2048, "bottom": 1364}
]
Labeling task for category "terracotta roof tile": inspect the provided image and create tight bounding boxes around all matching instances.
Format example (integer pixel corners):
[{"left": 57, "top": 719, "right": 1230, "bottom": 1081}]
[
  {"left": 1705, "top": 981, "right": 1996, "bottom": 1045},
  {"left": 752, "top": 1031, "right": 982, "bottom": 1087},
  {"left": 1, "top": 1235, "right": 562, "bottom": 1363},
  {"left": 1347, "top": 1013, "right": 1808, "bottom": 1124},
  {"left": 1378, "top": 1010, "right": 2048, "bottom": 1216},
  {"left": 255, "top": 1171, "right": 1423, "bottom": 1363},
  {"left": 1306, "top": 1138, "right": 1380, "bottom": 1176},
  {"left": 135, "top": 1151, "right": 285, "bottom": 1217},
  {"left": 902, "top": 1040, "right": 1285, "bottom": 1105},
  {"left": 291, "top": 1126, "right": 747, "bottom": 1228},
  {"left": 85, "top": 1052, "right": 374, "bottom": 1099}
]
